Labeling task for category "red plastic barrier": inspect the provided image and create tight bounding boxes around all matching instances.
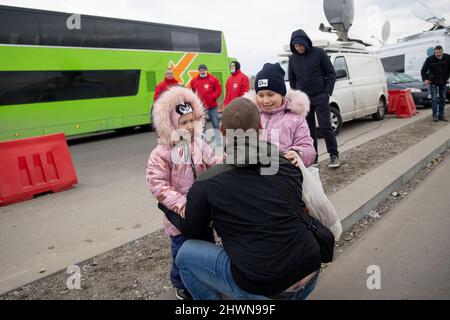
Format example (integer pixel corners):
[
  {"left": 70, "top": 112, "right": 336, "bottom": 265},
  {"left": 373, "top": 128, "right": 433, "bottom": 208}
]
[
  {"left": 395, "top": 89, "right": 417, "bottom": 118},
  {"left": 0, "top": 133, "right": 78, "bottom": 206},
  {"left": 388, "top": 89, "right": 417, "bottom": 117},
  {"left": 387, "top": 89, "right": 402, "bottom": 114}
]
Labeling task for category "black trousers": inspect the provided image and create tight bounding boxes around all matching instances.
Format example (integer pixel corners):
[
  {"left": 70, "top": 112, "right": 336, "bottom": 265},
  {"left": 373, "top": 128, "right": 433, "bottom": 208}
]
[{"left": 306, "top": 96, "right": 338, "bottom": 159}]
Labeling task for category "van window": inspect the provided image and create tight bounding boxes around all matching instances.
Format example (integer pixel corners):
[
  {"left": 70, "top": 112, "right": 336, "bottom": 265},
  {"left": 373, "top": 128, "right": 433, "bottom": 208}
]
[
  {"left": 381, "top": 55, "right": 405, "bottom": 73},
  {"left": 334, "top": 56, "right": 349, "bottom": 79},
  {"left": 280, "top": 60, "right": 289, "bottom": 81}
]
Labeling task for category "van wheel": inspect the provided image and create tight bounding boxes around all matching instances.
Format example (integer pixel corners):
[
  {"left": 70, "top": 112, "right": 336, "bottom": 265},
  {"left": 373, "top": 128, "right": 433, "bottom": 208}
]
[
  {"left": 372, "top": 97, "right": 386, "bottom": 120},
  {"left": 330, "top": 106, "right": 343, "bottom": 136}
]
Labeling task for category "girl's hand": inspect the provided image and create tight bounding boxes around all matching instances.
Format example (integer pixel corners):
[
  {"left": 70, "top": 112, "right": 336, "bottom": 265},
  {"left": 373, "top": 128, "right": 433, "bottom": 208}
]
[
  {"left": 285, "top": 150, "right": 299, "bottom": 166},
  {"left": 179, "top": 206, "right": 186, "bottom": 219}
]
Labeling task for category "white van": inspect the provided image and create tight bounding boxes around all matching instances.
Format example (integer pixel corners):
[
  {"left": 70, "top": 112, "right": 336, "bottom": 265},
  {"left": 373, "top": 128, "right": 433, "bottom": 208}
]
[
  {"left": 374, "top": 27, "right": 450, "bottom": 81},
  {"left": 280, "top": 41, "right": 389, "bottom": 135},
  {"left": 374, "top": 26, "right": 450, "bottom": 101}
]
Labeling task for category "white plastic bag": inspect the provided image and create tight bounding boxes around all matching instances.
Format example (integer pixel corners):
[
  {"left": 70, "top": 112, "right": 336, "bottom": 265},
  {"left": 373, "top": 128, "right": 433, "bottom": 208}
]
[{"left": 296, "top": 155, "right": 342, "bottom": 240}]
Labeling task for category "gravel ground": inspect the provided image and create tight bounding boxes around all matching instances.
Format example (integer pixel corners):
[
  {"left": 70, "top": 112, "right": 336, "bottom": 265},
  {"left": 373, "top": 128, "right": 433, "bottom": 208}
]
[{"left": 1, "top": 111, "right": 449, "bottom": 300}]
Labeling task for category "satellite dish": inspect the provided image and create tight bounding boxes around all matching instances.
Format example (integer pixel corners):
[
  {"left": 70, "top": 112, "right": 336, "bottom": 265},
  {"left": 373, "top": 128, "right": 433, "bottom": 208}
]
[
  {"left": 381, "top": 21, "right": 390, "bottom": 42},
  {"left": 412, "top": 1, "right": 446, "bottom": 27},
  {"left": 323, "top": 0, "right": 354, "bottom": 41}
]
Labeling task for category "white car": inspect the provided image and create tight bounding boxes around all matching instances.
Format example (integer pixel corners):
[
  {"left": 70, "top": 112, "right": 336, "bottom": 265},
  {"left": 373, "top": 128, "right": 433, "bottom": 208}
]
[{"left": 280, "top": 41, "right": 389, "bottom": 135}]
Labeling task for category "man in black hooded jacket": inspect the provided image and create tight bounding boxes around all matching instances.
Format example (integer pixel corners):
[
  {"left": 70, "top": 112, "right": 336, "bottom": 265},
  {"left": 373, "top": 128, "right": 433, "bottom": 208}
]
[
  {"left": 174, "top": 98, "right": 321, "bottom": 300},
  {"left": 288, "top": 29, "right": 340, "bottom": 168}
]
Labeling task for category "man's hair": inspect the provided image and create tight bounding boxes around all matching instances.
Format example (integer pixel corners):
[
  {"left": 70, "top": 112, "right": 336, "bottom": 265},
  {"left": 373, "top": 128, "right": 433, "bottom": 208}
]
[
  {"left": 435, "top": 45, "right": 443, "bottom": 51},
  {"left": 222, "top": 98, "right": 261, "bottom": 131}
]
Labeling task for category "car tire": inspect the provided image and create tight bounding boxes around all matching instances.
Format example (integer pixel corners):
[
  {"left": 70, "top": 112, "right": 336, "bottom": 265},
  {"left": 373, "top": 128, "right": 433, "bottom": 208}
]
[
  {"left": 330, "top": 106, "right": 343, "bottom": 136},
  {"left": 372, "top": 97, "right": 386, "bottom": 121}
]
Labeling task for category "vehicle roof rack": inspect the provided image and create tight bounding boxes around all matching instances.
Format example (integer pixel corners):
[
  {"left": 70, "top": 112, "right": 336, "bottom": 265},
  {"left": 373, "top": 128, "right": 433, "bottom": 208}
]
[{"left": 280, "top": 40, "right": 370, "bottom": 56}]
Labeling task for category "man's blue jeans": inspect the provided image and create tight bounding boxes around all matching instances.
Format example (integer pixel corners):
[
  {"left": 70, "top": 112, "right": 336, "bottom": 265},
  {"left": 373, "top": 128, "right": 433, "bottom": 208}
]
[
  {"left": 176, "top": 239, "right": 318, "bottom": 300},
  {"left": 430, "top": 84, "right": 447, "bottom": 119},
  {"left": 206, "top": 107, "right": 222, "bottom": 146}
]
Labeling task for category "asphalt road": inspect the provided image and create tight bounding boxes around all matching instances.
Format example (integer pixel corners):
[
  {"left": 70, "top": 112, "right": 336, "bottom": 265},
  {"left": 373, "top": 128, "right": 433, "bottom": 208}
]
[{"left": 309, "top": 156, "right": 450, "bottom": 300}]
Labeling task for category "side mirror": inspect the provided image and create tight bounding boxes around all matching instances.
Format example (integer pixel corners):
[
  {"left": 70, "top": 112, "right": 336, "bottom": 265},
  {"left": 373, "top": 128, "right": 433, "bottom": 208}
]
[{"left": 336, "top": 69, "right": 347, "bottom": 79}]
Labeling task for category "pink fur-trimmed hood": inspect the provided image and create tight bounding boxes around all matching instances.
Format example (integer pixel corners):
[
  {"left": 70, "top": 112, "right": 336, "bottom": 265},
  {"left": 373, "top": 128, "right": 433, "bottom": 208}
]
[
  {"left": 242, "top": 89, "right": 316, "bottom": 167},
  {"left": 152, "top": 86, "right": 205, "bottom": 145},
  {"left": 243, "top": 89, "right": 310, "bottom": 117}
]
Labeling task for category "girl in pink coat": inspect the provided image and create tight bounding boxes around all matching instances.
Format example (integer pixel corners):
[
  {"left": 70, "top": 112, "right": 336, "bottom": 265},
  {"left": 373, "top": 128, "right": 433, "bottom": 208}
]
[
  {"left": 244, "top": 63, "right": 316, "bottom": 167},
  {"left": 146, "top": 86, "right": 217, "bottom": 299}
]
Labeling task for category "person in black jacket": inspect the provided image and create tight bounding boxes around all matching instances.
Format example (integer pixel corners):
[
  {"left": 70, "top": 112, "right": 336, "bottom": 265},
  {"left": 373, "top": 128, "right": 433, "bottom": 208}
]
[
  {"left": 174, "top": 97, "right": 321, "bottom": 300},
  {"left": 288, "top": 29, "right": 340, "bottom": 168},
  {"left": 421, "top": 45, "right": 450, "bottom": 122}
]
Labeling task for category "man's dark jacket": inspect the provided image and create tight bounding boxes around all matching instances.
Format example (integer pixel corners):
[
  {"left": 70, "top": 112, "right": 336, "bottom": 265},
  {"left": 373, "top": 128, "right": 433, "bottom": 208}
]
[
  {"left": 421, "top": 53, "right": 450, "bottom": 86},
  {"left": 288, "top": 29, "right": 336, "bottom": 104},
  {"left": 179, "top": 140, "right": 321, "bottom": 296}
]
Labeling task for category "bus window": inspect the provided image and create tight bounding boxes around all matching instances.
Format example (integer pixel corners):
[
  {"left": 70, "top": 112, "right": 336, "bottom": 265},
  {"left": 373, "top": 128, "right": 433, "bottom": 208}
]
[
  {"left": 198, "top": 30, "right": 221, "bottom": 53},
  {"left": 171, "top": 30, "right": 200, "bottom": 52},
  {"left": 136, "top": 23, "right": 172, "bottom": 51},
  {"left": 38, "top": 13, "right": 97, "bottom": 47},
  {"left": 95, "top": 19, "right": 138, "bottom": 49},
  {"left": 0, "top": 70, "right": 140, "bottom": 106},
  {"left": 0, "top": 9, "right": 39, "bottom": 45}
]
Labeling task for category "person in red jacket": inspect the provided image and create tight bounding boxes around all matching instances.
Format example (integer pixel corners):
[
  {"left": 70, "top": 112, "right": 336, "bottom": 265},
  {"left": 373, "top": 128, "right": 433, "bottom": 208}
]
[
  {"left": 190, "top": 64, "right": 223, "bottom": 146},
  {"left": 154, "top": 68, "right": 180, "bottom": 102},
  {"left": 223, "top": 61, "right": 250, "bottom": 108}
]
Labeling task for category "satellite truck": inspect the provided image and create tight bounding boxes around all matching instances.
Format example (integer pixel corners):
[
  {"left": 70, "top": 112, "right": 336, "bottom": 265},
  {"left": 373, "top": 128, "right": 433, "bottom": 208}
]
[{"left": 373, "top": 0, "right": 450, "bottom": 100}]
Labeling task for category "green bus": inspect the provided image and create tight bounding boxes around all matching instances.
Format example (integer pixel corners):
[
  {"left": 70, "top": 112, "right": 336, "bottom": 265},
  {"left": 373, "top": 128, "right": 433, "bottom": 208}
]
[{"left": 0, "top": 5, "right": 232, "bottom": 141}]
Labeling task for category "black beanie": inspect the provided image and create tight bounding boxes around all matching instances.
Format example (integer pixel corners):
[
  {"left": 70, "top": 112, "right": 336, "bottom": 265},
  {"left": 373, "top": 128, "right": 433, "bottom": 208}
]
[
  {"left": 198, "top": 64, "right": 208, "bottom": 70},
  {"left": 254, "top": 63, "right": 286, "bottom": 96},
  {"left": 231, "top": 61, "right": 241, "bottom": 71}
]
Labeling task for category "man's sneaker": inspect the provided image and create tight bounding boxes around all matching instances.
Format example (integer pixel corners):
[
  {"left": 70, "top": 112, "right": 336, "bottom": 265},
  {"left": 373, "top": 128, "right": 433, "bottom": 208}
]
[
  {"left": 433, "top": 116, "right": 439, "bottom": 122},
  {"left": 328, "top": 155, "right": 340, "bottom": 168},
  {"left": 439, "top": 116, "right": 448, "bottom": 122},
  {"left": 175, "top": 288, "right": 192, "bottom": 300}
]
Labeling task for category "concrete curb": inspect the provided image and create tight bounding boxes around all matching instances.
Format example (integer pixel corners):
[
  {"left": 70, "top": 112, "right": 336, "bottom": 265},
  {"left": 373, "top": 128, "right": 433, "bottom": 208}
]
[{"left": 330, "top": 124, "right": 450, "bottom": 233}]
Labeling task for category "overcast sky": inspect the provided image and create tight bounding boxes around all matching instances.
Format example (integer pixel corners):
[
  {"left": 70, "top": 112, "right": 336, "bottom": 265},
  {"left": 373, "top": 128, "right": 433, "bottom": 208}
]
[{"left": 1, "top": 0, "right": 449, "bottom": 76}]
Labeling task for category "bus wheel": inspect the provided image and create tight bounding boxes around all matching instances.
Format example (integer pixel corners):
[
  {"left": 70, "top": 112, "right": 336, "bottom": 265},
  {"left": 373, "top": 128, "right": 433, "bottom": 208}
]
[
  {"left": 115, "top": 126, "right": 136, "bottom": 134},
  {"left": 140, "top": 124, "right": 154, "bottom": 132}
]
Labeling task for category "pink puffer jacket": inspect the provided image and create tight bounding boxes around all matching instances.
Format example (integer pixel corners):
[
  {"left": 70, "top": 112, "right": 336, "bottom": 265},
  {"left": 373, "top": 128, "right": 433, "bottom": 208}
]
[
  {"left": 146, "top": 86, "right": 217, "bottom": 236},
  {"left": 244, "top": 90, "right": 316, "bottom": 167}
]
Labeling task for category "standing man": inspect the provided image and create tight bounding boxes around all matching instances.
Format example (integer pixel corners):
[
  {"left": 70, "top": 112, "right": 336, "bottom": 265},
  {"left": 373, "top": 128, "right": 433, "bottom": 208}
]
[
  {"left": 288, "top": 29, "right": 340, "bottom": 168},
  {"left": 223, "top": 61, "right": 250, "bottom": 108},
  {"left": 190, "top": 64, "right": 223, "bottom": 146},
  {"left": 154, "top": 68, "right": 179, "bottom": 102},
  {"left": 421, "top": 45, "right": 450, "bottom": 122}
]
